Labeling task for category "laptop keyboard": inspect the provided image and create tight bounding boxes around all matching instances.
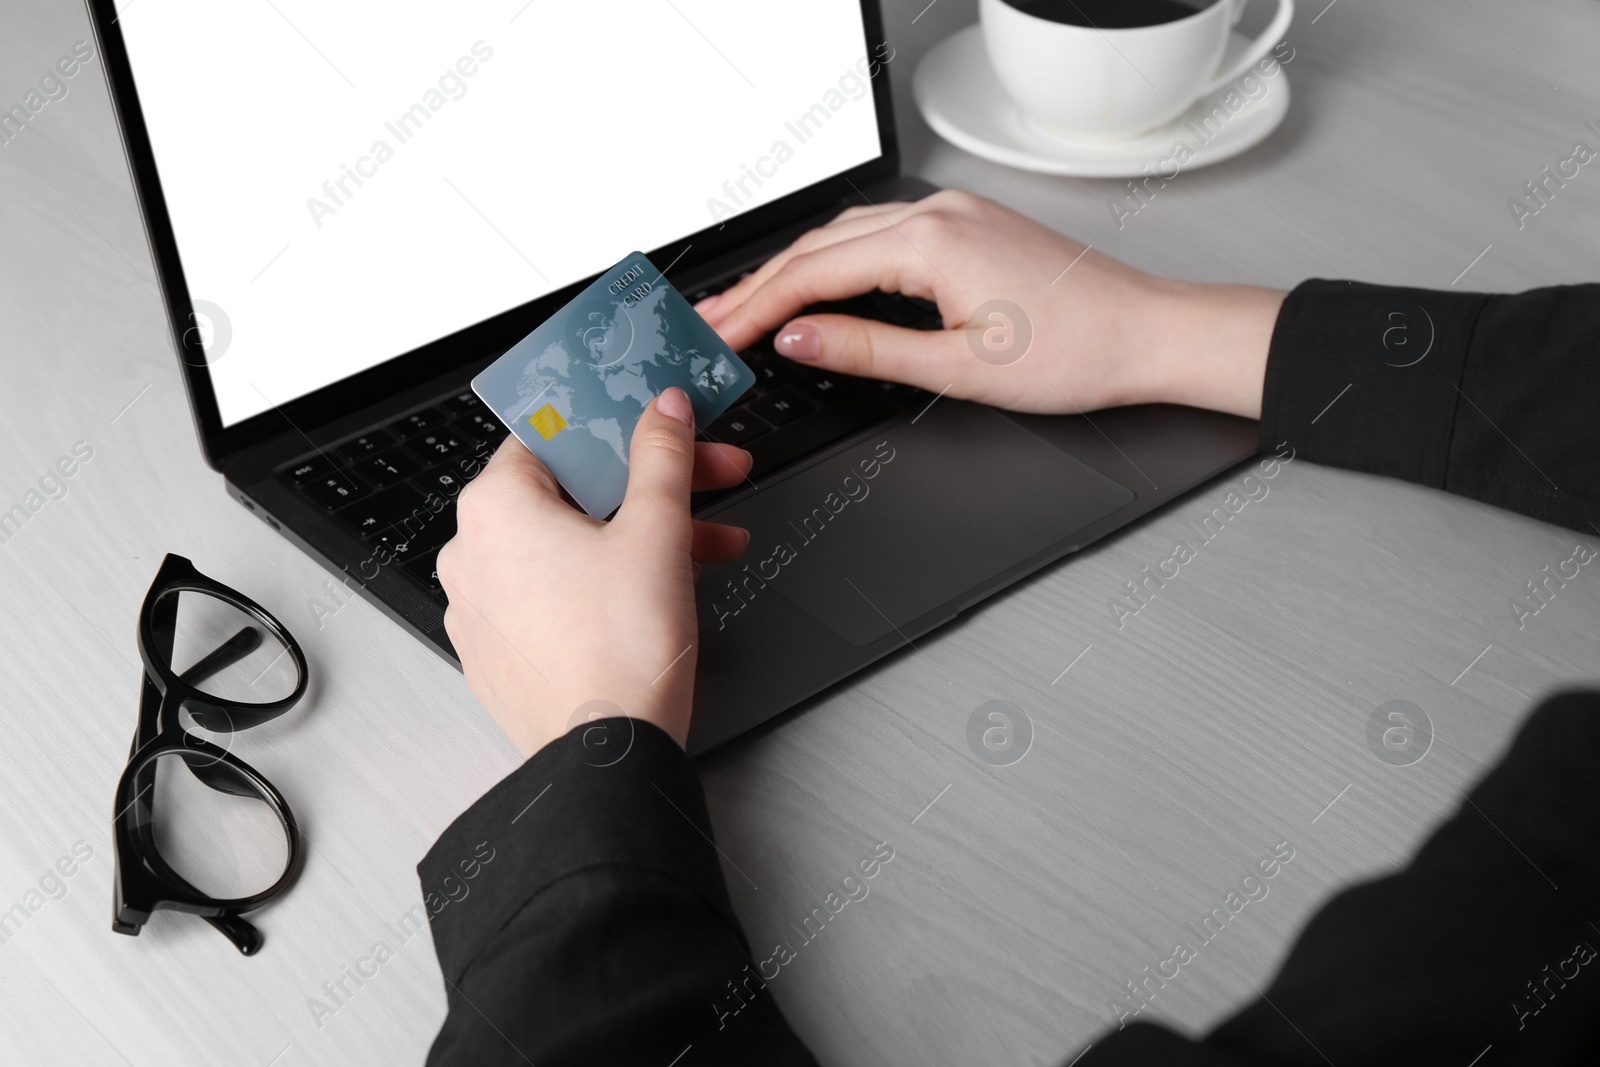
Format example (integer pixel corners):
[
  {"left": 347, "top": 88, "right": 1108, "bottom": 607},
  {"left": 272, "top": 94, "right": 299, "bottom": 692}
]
[
  {"left": 279, "top": 389, "right": 495, "bottom": 601},
  {"left": 278, "top": 289, "right": 941, "bottom": 606}
]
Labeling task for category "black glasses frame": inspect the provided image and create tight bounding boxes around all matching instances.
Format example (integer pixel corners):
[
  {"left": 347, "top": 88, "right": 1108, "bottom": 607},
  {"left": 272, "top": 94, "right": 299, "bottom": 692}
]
[{"left": 111, "top": 553, "right": 309, "bottom": 955}]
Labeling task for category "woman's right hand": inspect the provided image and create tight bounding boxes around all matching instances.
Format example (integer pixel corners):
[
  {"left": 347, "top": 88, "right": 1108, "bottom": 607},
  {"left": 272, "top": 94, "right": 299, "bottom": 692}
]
[{"left": 700, "top": 189, "right": 1285, "bottom": 420}]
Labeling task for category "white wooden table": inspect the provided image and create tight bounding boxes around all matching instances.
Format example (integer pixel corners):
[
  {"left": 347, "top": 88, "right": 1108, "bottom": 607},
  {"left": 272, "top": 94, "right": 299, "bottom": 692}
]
[{"left": 1, "top": 0, "right": 1597, "bottom": 1064}]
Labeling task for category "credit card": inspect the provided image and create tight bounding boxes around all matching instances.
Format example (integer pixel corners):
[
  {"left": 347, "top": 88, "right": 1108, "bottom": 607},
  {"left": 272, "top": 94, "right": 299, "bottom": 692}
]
[{"left": 472, "top": 251, "right": 754, "bottom": 518}]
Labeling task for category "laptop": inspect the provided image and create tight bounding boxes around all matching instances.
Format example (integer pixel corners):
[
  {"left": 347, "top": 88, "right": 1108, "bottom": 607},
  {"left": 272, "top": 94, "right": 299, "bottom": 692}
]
[{"left": 88, "top": 0, "right": 1257, "bottom": 754}]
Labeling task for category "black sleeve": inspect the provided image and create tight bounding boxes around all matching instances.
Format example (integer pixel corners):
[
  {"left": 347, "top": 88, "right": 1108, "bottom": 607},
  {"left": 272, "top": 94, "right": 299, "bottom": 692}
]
[
  {"left": 418, "top": 718, "right": 817, "bottom": 1067},
  {"left": 418, "top": 283, "right": 1600, "bottom": 1066},
  {"left": 1259, "top": 280, "right": 1600, "bottom": 531},
  {"left": 1085, "top": 689, "right": 1600, "bottom": 1066},
  {"left": 419, "top": 701, "right": 1600, "bottom": 1067}
]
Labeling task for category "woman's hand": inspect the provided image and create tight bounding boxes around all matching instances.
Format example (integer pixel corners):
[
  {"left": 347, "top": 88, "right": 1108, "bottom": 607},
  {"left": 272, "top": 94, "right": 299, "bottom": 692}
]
[
  {"left": 436, "top": 388, "right": 750, "bottom": 758},
  {"left": 701, "top": 189, "right": 1285, "bottom": 419}
]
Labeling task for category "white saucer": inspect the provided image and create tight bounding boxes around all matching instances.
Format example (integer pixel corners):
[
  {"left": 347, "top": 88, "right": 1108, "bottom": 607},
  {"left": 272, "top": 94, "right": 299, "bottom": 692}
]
[{"left": 913, "top": 25, "right": 1290, "bottom": 178}]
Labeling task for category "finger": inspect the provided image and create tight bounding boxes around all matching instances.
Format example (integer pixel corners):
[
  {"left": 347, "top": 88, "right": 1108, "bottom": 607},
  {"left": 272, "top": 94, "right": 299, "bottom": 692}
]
[
  {"left": 714, "top": 231, "right": 932, "bottom": 353},
  {"left": 458, "top": 434, "right": 566, "bottom": 521},
  {"left": 691, "top": 442, "right": 752, "bottom": 492},
  {"left": 615, "top": 387, "right": 697, "bottom": 535},
  {"left": 691, "top": 520, "right": 750, "bottom": 563},
  {"left": 829, "top": 200, "right": 914, "bottom": 226},
  {"left": 701, "top": 203, "right": 918, "bottom": 326},
  {"left": 772, "top": 313, "right": 975, "bottom": 392},
  {"left": 703, "top": 201, "right": 919, "bottom": 325}
]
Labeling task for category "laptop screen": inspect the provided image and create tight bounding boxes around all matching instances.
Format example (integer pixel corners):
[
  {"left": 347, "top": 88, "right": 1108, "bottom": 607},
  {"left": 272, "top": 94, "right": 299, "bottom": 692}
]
[{"left": 117, "top": 3, "right": 884, "bottom": 427}]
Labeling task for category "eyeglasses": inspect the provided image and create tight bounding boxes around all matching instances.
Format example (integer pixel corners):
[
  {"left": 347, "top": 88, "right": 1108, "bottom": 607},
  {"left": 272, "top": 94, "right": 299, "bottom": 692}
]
[{"left": 112, "top": 554, "right": 308, "bottom": 955}]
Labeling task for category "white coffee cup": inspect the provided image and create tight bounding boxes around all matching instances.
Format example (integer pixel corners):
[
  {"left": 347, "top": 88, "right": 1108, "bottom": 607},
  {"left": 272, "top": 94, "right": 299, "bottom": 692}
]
[{"left": 978, "top": 0, "right": 1295, "bottom": 140}]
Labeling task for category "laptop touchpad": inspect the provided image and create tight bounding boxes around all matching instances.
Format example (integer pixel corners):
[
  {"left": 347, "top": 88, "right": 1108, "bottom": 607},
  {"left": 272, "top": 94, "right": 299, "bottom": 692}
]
[{"left": 701, "top": 402, "right": 1136, "bottom": 646}]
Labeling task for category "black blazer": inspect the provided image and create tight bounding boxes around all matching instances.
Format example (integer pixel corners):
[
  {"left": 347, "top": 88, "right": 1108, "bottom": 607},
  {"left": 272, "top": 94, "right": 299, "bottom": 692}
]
[{"left": 418, "top": 281, "right": 1600, "bottom": 1065}]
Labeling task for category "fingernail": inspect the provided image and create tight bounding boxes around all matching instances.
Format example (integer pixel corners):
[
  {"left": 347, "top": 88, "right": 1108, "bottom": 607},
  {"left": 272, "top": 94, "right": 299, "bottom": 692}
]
[
  {"left": 694, "top": 293, "right": 722, "bottom": 316},
  {"left": 736, "top": 527, "right": 751, "bottom": 549},
  {"left": 774, "top": 322, "right": 821, "bottom": 361},
  {"left": 657, "top": 387, "right": 693, "bottom": 427}
]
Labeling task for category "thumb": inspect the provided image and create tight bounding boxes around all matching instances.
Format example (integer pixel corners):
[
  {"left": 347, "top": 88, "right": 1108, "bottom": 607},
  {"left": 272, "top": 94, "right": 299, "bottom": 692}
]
[
  {"left": 617, "top": 387, "right": 697, "bottom": 531},
  {"left": 772, "top": 314, "right": 975, "bottom": 392}
]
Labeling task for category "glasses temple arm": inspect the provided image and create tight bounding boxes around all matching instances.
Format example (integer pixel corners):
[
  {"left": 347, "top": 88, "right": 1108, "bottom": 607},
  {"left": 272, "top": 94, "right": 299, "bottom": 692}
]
[
  {"left": 178, "top": 626, "right": 263, "bottom": 686},
  {"left": 205, "top": 912, "right": 265, "bottom": 955}
]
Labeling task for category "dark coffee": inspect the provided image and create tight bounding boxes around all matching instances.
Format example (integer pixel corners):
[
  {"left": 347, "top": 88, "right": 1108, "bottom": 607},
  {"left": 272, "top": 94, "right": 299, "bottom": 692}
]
[{"left": 1010, "top": 0, "right": 1210, "bottom": 29}]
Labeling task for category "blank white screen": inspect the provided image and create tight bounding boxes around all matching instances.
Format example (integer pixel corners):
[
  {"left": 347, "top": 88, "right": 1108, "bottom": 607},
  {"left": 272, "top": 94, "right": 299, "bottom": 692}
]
[{"left": 118, "top": 1, "right": 882, "bottom": 426}]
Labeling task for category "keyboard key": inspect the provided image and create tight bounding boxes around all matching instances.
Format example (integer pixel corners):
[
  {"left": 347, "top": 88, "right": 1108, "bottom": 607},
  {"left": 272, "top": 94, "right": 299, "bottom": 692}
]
[
  {"left": 747, "top": 387, "right": 815, "bottom": 427},
  {"left": 404, "top": 547, "right": 445, "bottom": 598},
  {"left": 441, "top": 390, "right": 482, "bottom": 415},
  {"left": 281, "top": 456, "right": 334, "bottom": 485},
  {"left": 705, "top": 408, "right": 770, "bottom": 446},
  {"left": 431, "top": 442, "right": 493, "bottom": 486},
  {"left": 301, "top": 470, "right": 369, "bottom": 510},
  {"left": 866, "top": 379, "right": 918, "bottom": 399},
  {"left": 334, "top": 431, "right": 395, "bottom": 462},
  {"left": 413, "top": 469, "right": 468, "bottom": 499},
  {"left": 367, "top": 507, "right": 455, "bottom": 563},
  {"left": 456, "top": 445, "right": 497, "bottom": 481},
  {"left": 334, "top": 483, "right": 427, "bottom": 538},
  {"left": 405, "top": 432, "right": 470, "bottom": 463},
  {"left": 354, "top": 448, "right": 423, "bottom": 487},
  {"left": 388, "top": 408, "right": 445, "bottom": 438},
  {"left": 799, "top": 373, "right": 855, "bottom": 403},
  {"left": 365, "top": 530, "right": 430, "bottom": 566},
  {"left": 898, "top": 295, "right": 943, "bottom": 328},
  {"left": 744, "top": 351, "right": 797, "bottom": 391},
  {"left": 868, "top": 292, "right": 932, "bottom": 327},
  {"left": 454, "top": 412, "right": 506, "bottom": 444}
]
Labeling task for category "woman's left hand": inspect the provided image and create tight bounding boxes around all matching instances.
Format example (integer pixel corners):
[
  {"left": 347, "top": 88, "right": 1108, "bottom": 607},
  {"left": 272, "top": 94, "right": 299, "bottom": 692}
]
[{"left": 436, "top": 387, "right": 751, "bottom": 757}]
